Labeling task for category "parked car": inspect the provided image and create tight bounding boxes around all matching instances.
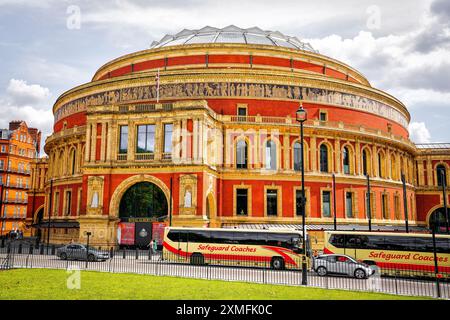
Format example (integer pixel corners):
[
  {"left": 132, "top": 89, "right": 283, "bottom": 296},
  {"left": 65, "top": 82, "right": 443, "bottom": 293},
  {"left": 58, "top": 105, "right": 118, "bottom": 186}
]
[
  {"left": 313, "top": 254, "right": 374, "bottom": 279},
  {"left": 56, "top": 244, "right": 110, "bottom": 262}
]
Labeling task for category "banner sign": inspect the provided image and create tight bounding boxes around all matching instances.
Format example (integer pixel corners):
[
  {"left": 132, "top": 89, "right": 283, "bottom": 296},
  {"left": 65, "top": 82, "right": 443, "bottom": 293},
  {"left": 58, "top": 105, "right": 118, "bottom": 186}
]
[
  {"left": 118, "top": 222, "right": 135, "bottom": 245},
  {"left": 152, "top": 222, "right": 167, "bottom": 246}
]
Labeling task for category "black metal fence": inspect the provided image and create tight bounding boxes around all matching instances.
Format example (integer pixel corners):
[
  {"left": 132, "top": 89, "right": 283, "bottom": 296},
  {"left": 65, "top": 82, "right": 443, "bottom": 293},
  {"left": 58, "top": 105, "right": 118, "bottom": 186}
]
[{"left": 0, "top": 240, "right": 448, "bottom": 299}]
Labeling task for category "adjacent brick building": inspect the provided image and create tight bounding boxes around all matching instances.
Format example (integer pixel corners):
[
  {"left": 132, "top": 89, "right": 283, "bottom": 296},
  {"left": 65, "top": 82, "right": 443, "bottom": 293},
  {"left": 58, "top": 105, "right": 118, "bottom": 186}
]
[{"left": 0, "top": 121, "right": 41, "bottom": 236}]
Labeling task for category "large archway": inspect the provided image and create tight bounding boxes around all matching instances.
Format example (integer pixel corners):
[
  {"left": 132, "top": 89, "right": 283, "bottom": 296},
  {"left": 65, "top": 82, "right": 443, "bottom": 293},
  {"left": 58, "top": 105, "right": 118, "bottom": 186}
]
[
  {"left": 429, "top": 207, "right": 450, "bottom": 234},
  {"left": 119, "top": 181, "right": 168, "bottom": 221}
]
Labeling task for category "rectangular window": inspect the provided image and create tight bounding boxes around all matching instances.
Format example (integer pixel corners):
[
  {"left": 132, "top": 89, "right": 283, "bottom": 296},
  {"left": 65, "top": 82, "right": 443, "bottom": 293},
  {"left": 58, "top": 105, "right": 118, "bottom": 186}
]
[
  {"left": 345, "top": 192, "right": 353, "bottom": 218},
  {"left": 382, "top": 194, "right": 388, "bottom": 219},
  {"left": 394, "top": 195, "right": 401, "bottom": 220},
  {"left": 0, "top": 160, "right": 3, "bottom": 170},
  {"left": 236, "top": 189, "right": 248, "bottom": 216},
  {"left": 366, "top": 192, "right": 374, "bottom": 218},
  {"left": 295, "top": 189, "right": 305, "bottom": 216},
  {"left": 54, "top": 192, "right": 60, "bottom": 216},
  {"left": 163, "top": 123, "right": 173, "bottom": 153},
  {"left": 322, "top": 191, "right": 331, "bottom": 217},
  {"left": 65, "top": 191, "right": 72, "bottom": 216},
  {"left": 266, "top": 189, "right": 278, "bottom": 216},
  {"left": 136, "top": 124, "right": 155, "bottom": 153},
  {"left": 319, "top": 112, "right": 327, "bottom": 121},
  {"left": 119, "top": 125, "right": 128, "bottom": 154},
  {"left": 238, "top": 107, "right": 247, "bottom": 116}
]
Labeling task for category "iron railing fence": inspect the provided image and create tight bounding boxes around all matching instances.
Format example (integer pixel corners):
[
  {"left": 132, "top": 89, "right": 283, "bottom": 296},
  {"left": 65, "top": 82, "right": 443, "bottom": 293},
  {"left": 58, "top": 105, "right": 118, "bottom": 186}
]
[{"left": 0, "top": 241, "right": 448, "bottom": 299}]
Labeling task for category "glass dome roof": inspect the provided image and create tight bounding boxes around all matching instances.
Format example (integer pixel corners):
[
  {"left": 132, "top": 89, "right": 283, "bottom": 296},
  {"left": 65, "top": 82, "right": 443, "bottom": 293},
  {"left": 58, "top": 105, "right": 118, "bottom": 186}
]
[{"left": 150, "top": 25, "right": 318, "bottom": 53}]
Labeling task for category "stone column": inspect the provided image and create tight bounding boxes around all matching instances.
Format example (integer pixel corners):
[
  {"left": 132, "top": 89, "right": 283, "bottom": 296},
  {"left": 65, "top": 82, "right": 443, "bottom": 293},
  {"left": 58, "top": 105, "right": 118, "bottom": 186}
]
[
  {"left": 426, "top": 156, "right": 433, "bottom": 186},
  {"left": 173, "top": 120, "right": 181, "bottom": 163},
  {"left": 283, "top": 133, "right": 290, "bottom": 170},
  {"left": 90, "top": 123, "right": 97, "bottom": 162},
  {"left": 417, "top": 160, "right": 424, "bottom": 186},
  {"left": 181, "top": 119, "right": 188, "bottom": 161},
  {"left": 334, "top": 138, "right": 340, "bottom": 173},
  {"left": 100, "top": 122, "right": 107, "bottom": 162},
  {"left": 155, "top": 119, "right": 162, "bottom": 161},
  {"left": 355, "top": 141, "right": 361, "bottom": 175},
  {"left": 128, "top": 121, "right": 135, "bottom": 161},
  {"left": 85, "top": 124, "right": 91, "bottom": 163},
  {"left": 310, "top": 136, "right": 317, "bottom": 172},
  {"left": 106, "top": 121, "right": 113, "bottom": 161}
]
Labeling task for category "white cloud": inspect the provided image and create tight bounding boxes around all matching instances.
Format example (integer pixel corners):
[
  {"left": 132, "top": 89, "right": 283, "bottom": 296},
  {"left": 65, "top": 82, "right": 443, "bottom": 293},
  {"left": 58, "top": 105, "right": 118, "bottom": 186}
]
[
  {"left": 408, "top": 122, "right": 431, "bottom": 143},
  {"left": 6, "top": 79, "right": 51, "bottom": 107}
]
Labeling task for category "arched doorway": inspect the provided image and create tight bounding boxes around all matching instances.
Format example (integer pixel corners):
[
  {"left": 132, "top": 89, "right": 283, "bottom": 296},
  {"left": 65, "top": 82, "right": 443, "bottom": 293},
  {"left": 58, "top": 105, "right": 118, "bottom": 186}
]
[
  {"left": 119, "top": 182, "right": 168, "bottom": 220},
  {"left": 429, "top": 207, "right": 450, "bottom": 234},
  {"left": 34, "top": 207, "right": 44, "bottom": 241},
  {"left": 118, "top": 181, "right": 168, "bottom": 247}
]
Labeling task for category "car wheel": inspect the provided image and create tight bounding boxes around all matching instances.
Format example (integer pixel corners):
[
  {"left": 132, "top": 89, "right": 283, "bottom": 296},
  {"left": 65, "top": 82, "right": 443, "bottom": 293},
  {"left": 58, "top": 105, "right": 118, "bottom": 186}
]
[
  {"left": 354, "top": 268, "right": 366, "bottom": 279},
  {"left": 190, "top": 253, "right": 204, "bottom": 265},
  {"left": 271, "top": 257, "right": 285, "bottom": 270},
  {"left": 316, "top": 266, "right": 327, "bottom": 276},
  {"left": 87, "top": 254, "right": 96, "bottom": 262},
  {"left": 60, "top": 252, "right": 67, "bottom": 260}
]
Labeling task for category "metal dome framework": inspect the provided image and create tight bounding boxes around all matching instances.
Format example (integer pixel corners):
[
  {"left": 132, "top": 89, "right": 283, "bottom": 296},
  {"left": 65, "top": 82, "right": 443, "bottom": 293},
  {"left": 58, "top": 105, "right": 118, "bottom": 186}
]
[{"left": 150, "top": 25, "right": 318, "bottom": 53}]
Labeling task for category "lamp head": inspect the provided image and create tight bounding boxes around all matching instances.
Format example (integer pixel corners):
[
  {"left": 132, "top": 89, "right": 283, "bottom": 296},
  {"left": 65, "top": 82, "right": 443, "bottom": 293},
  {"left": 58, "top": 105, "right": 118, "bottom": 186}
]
[{"left": 296, "top": 103, "right": 307, "bottom": 123}]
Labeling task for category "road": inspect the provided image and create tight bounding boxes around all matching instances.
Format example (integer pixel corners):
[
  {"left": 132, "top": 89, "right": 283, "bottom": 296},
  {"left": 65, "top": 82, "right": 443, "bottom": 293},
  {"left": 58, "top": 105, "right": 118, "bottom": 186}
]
[{"left": 1, "top": 249, "right": 448, "bottom": 299}]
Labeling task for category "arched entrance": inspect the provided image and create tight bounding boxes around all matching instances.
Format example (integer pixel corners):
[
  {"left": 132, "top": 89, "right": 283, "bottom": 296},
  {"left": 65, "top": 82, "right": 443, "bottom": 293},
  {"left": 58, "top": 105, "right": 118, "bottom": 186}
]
[
  {"left": 117, "top": 181, "right": 169, "bottom": 247},
  {"left": 429, "top": 207, "right": 450, "bottom": 233},
  {"left": 119, "top": 182, "right": 168, "bottom": 220},
  {"left": 34, "top": 207, "right": 44, "bottom": 241}
]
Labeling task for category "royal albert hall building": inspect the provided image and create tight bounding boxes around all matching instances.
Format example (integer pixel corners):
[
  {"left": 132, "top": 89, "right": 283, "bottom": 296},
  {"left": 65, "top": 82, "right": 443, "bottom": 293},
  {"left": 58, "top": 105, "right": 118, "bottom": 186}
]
[{"left": 26, "top": 26, "right": 450, "bottom": 247}]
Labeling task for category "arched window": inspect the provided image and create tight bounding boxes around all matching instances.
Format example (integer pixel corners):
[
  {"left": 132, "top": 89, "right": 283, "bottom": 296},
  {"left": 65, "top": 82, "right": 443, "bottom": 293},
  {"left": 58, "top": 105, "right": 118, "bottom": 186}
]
[
  {"left": 391, "top": 154, "right": 397, "bottom": 180},
  {"left": 265, "top": 140, "right": 277, "bottom": 170},
  {"left": 343, "top": 147, "right": 350, "bottom": 174},
  {"left": 362, "top": 149, "right": 369, "bottom": 176},
  {"left": 293, "top": 142, "right": 302, "bottom": 171},
  {"left": 320, "top": 144, "right": 329, "bottom": 173},
  {"left": 70, "top": 148, "right": 77, "bottom": 175},
  {"left": 437, "top": 164, "right": 447, "bottom": 187},
  {"left": 236, "top": 140, "right": 248, "bottom": 169},
  {"left": 378, "top": 153, "right": 384, "bottom": 178}
]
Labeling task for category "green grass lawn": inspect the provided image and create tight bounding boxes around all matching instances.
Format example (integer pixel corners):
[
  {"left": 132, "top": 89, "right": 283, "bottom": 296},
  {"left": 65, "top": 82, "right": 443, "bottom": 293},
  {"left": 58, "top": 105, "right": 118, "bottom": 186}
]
[{"left": 0, "top": 268, "right": 430, "bottom": 300}]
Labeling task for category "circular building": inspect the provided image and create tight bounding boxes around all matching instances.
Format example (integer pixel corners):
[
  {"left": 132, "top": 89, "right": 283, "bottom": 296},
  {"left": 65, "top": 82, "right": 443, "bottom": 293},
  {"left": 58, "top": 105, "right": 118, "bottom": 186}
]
[{"left": 32, "top": 26, "right": 423, "bottom": 246}]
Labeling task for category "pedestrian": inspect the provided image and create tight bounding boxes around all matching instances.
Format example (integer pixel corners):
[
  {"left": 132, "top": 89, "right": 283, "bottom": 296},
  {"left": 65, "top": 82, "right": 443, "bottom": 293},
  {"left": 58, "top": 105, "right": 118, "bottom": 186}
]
[
  {"left": 149, "top": 239, "right": 154, "bottom": 254},
  {"left": 153, "top": 239, "right": 158, "bottom": 254}
]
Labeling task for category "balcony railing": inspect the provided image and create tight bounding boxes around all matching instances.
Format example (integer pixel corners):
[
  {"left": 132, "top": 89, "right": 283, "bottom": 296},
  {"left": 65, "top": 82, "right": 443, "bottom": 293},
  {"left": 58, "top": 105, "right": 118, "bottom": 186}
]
[
  {"left": 225, "top": 115, "right": 414, "bottom": 147},
  {"left": 135, "top": 153, "right": 155, "bottom": 161},
  {"left": 117, "top": 154, "right": 127, "bottom": 161}
]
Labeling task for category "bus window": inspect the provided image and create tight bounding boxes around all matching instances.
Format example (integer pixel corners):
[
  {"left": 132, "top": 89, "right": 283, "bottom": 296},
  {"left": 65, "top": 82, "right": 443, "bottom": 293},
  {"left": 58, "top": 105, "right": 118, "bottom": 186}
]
[
  {"left": 365, "top": 235, "right": 386, "bottom": 249},
  {"left": 210, "top": 231, "right": 236, "bottom": 244},
  {"left": 188, "top": 230, "right": 210, "bottom": 243},
  {"left": 329, "top": 234, "right": 345, "bottom": 248},
  {"left": 168, "top": 230, "right": 188, "bottom": 242},
  {"left": 345, "top": 235, "right": 363, "bottom": 248},
  {"left": 233, "top": 232, "right": 266, "bottom": 245},
  {"left": 267, "top": 233, "right": 291, "bottom": 248},
  {"left": 436, "top": 238, "right": 450, "bottom": 254}
]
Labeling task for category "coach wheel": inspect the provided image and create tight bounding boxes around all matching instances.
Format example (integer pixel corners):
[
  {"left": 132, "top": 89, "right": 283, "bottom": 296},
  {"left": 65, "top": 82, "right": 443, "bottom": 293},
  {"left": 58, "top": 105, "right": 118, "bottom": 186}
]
[
  {"left": 354, "top": 269, "right": 366, "bottom": 279},
  {"left": 190, "top": 253, "right": 205, "bottom": 265},
  {"left": 316, "top": 266, "right": 327, "bottom": 276},
  {"left": 60, "top": 252, "right": 67, "bottom": 260},
  {"left": 271, "top": 257, "right": 285, "bottom": 270}
]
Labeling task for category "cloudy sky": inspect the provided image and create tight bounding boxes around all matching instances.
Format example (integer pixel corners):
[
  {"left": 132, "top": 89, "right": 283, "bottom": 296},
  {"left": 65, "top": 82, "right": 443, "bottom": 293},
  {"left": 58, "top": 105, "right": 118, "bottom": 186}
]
[{"left": 0, "top": 0, "right": 449, "bottom": 151}]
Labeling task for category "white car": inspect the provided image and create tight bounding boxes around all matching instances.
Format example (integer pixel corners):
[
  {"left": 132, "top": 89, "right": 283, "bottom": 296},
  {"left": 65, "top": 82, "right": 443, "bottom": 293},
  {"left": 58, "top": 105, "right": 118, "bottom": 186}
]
[{"left": 313, "top": 254, "right": 375, "bottom": 279}]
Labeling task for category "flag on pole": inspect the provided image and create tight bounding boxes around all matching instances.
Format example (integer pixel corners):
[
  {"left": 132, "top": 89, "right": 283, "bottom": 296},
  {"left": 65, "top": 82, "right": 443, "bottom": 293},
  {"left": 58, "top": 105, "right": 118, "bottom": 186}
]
[{"left": 155, "top": 68, "right": 160, "bottom": 103}]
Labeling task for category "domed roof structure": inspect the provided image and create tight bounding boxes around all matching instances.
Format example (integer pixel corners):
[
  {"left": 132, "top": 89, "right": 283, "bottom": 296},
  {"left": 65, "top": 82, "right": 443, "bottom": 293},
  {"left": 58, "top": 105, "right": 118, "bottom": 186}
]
[{"left": 150, "top": 25, "right": 318, "bottom": 53}]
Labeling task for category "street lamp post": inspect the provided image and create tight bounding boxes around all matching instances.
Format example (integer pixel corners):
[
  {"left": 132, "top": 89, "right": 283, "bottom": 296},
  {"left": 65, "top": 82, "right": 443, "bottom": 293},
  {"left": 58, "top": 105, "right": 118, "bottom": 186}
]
[
  {"left": 440, "top": 171, "right": 449, "bottom": 234},
  {"left": 86, "top": 231, "right": 91, "bottom": 268},
  {"left": 296, "top": 102, "right": 308, "bottom": 286},
  {"left": 46, "top": 179, "right": 53, "bottom": 254},
  {"left": 0, "top": 179, "right": 4, "bottom": 240}
]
